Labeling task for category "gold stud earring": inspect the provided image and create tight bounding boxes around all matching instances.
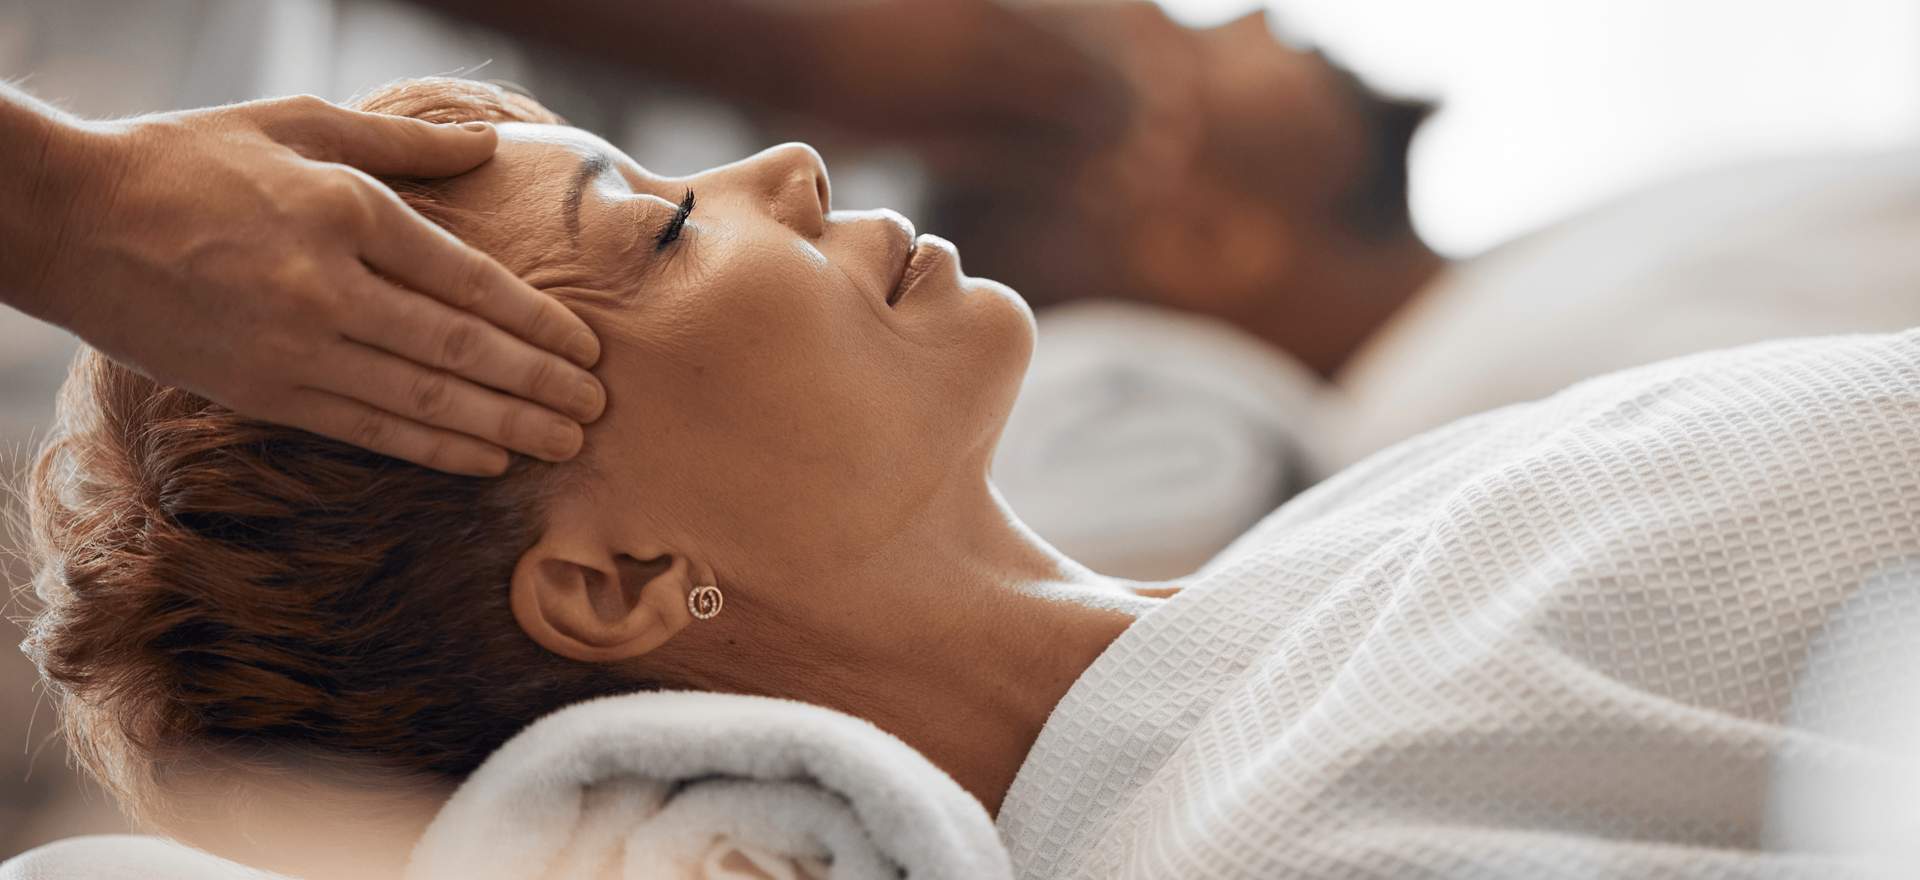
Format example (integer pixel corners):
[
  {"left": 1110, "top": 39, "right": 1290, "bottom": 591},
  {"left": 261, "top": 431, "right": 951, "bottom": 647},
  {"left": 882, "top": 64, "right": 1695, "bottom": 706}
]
[{"left": 688, "top": 584, "right": 723, "bottom": 620}]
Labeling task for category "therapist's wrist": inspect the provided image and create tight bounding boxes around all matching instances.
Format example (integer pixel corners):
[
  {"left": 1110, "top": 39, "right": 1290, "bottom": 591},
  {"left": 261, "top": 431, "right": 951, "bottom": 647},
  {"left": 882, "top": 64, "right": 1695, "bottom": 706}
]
[{"left": 0, "top": 109, "right": 130, "bottom": 323}]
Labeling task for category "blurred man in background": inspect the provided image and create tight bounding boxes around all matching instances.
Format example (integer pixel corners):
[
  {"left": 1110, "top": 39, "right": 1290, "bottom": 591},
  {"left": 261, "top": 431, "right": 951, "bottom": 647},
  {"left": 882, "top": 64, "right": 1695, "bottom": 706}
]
[{"left": 930, "top": 5, "right": 1441, "bottom": 376}]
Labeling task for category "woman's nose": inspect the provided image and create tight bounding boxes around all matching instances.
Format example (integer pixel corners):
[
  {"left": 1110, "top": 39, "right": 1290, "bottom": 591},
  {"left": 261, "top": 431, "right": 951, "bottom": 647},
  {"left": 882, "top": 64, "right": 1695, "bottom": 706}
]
[{"left": 742, "top": 143, "right": 831, "bottom": 238}]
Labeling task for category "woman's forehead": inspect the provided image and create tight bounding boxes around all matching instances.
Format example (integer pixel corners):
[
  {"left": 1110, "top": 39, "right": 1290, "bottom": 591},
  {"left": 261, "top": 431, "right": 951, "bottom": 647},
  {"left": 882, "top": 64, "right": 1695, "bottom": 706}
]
[
  {"left": 493, "top": 122, "right": 643, "bottom": 186},
  {"left": 453, "top": 123, "right": 644, "bottom": 227}
]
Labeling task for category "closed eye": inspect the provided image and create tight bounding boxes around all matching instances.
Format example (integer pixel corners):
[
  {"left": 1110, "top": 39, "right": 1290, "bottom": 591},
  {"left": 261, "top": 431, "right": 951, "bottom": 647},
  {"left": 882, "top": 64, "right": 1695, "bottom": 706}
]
[{"left": 655, "top": 188, "right": 696, "bottom": 251}]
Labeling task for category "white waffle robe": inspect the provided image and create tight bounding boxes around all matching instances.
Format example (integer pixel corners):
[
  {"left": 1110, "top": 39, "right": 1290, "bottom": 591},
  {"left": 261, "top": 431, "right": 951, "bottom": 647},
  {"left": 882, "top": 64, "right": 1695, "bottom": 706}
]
[{"left": 998, "top": 330, "right": 1920, "bottom": 879}]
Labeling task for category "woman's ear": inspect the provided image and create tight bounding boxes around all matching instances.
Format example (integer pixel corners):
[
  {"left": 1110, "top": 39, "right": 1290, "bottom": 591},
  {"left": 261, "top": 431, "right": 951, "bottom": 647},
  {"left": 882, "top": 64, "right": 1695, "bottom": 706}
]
[{"left": 509, "top": 504, "right": 701, "bottom": 664}]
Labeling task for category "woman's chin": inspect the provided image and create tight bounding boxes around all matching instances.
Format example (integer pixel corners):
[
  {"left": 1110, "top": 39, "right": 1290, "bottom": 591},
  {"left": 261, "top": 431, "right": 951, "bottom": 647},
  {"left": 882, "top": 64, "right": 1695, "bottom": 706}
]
[
  {"left": 970, "top": 275, "right": 1035, "bottom": 331},
  {"left": 931, "top": 235, "right": 1036, "bottom": 401},
  {"left": 963, "top": 274, "right": 1038, "bottom": 439},
  {"left": 965, "top": 274, "right": 1036, "bottom": 364}
]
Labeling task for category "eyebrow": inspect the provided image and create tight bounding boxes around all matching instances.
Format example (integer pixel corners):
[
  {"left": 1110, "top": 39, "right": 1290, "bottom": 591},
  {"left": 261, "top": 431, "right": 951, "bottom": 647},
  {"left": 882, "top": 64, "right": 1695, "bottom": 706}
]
[{"left": 563, "top": 153, "right": 613, "bottom": 242}]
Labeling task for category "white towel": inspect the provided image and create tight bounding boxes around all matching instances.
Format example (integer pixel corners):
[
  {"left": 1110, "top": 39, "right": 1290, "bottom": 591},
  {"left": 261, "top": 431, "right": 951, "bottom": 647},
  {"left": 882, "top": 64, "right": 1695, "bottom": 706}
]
[
  {"left": 993, "top": 301, "right": 1323, "bottom": 579},
  {"left": 405, "top": 691, "right": 1010, "bottom": 880}
]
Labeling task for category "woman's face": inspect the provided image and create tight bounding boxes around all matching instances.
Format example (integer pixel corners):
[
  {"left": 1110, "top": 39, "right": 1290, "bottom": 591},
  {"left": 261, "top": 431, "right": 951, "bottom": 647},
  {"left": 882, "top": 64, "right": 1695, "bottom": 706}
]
[{"left": 438, "top": 125, "right": 1036, "bottom": 574}]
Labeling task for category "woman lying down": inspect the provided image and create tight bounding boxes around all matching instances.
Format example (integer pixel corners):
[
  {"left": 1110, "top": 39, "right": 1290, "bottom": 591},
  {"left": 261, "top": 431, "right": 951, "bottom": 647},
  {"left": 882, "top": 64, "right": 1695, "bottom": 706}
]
[{"left": 22, "top": 77, "right": 1920, "bottom": 879}]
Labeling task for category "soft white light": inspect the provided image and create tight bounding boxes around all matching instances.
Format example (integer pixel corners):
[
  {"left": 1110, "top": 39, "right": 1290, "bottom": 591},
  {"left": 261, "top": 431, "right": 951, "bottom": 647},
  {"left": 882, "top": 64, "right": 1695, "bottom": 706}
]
[{"left": 1157, "top": 0, "right": 1920, "bottom": 255}]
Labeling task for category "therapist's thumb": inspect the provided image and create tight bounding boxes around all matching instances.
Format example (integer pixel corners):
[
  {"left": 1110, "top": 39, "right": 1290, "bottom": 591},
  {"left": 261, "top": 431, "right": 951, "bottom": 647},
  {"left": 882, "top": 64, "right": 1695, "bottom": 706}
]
[{"left": 271, "top": 96, "right": 500, "bottom": 179}]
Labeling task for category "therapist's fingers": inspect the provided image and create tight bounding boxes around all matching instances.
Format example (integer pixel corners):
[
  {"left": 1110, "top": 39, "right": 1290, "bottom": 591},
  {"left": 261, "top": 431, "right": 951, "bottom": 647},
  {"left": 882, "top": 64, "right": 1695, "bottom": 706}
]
[
  {"left": 267, "top": 387, "right": 512, "bottom": 477},
  {"left": 357, "top": 183, "right": 603, "bottom": 369},
  {"left": 342, "top": 272, "right": 605, "bottom": 424},
  {"left": 255, "top": 93, "right": 501, "bottom": 179},
  {"left": 304, "top": 340, "right": 586, "bottom": 464}
]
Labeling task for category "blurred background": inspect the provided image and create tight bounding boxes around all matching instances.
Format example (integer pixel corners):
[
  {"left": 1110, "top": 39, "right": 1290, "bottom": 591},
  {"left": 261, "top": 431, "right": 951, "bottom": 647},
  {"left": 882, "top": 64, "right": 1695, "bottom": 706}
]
[{"left": 5, "top": 0, "right": 1919, "bottom": 861}]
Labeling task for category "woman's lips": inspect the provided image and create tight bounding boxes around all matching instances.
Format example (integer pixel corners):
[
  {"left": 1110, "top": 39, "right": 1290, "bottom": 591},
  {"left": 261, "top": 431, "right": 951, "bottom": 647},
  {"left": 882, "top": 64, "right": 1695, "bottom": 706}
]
[
  {"left": 889, "top": 234, "right": 953, "bottom": 307},
  {"left": 886, "top": 234, "right": 920, "bottom": 308}
]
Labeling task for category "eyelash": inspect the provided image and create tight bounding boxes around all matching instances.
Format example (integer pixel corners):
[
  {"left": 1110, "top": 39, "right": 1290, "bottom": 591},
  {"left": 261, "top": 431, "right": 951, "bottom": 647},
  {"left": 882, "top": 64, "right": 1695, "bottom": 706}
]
[{"left": 654, "top": 188, "right": 696, "bottom": 251}]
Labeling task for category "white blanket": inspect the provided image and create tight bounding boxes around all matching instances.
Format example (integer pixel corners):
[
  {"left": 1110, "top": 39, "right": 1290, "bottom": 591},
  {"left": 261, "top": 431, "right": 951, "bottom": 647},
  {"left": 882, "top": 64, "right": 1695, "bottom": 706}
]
[
  {"left": 1328, "top": 148, "right": 1920, "bottom": 475},
  {"left": 999, "top": 330, "right": 1920, "bottom": 878},
  {"left": 406, "top": 691, "right": 1010, "bottom": 880}
]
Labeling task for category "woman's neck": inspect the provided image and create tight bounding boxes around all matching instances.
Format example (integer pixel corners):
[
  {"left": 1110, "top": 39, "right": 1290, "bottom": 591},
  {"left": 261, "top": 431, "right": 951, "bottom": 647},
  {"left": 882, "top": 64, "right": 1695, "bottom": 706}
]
[{"left": 674, "top": 476, "right": 1154, "bottom": 815}]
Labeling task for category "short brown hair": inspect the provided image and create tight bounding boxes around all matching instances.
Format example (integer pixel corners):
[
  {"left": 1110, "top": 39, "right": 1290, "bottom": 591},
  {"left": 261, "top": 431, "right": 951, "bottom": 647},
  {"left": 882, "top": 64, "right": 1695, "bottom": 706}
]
[{"left": 18, "top": 78, "right": 633, "bottom": 819}]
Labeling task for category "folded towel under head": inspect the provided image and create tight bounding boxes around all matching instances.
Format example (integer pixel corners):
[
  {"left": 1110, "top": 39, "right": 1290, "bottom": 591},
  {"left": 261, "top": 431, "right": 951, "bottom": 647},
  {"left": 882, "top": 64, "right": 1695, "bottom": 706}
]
[{"left": 406, "top": 691, "right": 1011, "bottom": 880}]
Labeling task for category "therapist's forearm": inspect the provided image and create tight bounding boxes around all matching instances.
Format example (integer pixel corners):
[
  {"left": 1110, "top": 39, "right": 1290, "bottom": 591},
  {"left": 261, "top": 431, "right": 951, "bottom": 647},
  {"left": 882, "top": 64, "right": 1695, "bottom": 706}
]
[
  {"left": 404, "top": 0, "right": 809, "bottom": 109},
  {"left": 401, "top": 0, "right": 1130, "bottom": 148},
  {"left": 0, "top": 82, "right": 113, "bottom": 321}
]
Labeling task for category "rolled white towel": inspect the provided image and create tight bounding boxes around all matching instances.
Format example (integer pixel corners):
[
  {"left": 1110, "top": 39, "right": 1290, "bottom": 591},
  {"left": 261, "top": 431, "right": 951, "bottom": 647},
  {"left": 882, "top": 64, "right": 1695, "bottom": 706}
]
[
  {"left": 405, "top": 691, "right": 1011, "bottom": 880},
  {"left": 993, "top": 301, "right": 1324, "bottom": 580}
]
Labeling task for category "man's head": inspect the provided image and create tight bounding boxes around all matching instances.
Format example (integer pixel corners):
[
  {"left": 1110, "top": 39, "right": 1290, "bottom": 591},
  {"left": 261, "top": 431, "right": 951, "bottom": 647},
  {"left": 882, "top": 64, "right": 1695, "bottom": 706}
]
[{"left": 930, "top": 8, "right": 1439, "bottom": 375}]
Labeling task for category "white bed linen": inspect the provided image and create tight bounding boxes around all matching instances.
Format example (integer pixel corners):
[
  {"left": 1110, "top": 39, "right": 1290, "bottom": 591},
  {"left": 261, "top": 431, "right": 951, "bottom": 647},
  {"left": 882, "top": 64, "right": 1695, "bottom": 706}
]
[
  {"left": 1326, "top": 148, "right": 1920, "bottom": 475},
  {"left": 999, "top": 330, "right": 1920, "bottom": 879}
]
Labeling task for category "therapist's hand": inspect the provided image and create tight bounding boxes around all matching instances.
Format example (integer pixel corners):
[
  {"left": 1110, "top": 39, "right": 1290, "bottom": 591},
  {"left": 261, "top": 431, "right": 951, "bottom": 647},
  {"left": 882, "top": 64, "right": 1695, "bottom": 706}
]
[{"left": 21, "top": 94, "right": 604, "bottom": 476}]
